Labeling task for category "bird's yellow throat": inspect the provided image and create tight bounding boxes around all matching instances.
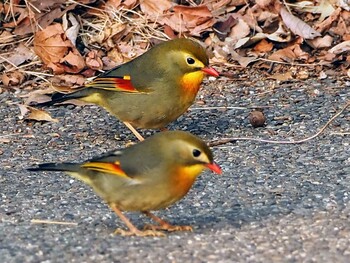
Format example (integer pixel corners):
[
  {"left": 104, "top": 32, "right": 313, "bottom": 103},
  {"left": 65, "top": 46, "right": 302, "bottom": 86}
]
[
  {"left": 171, "top": 164, "right": 205, "bottom": 197},
  {"left": 180, "top": 71, "right": 205, "bottom": 95}
]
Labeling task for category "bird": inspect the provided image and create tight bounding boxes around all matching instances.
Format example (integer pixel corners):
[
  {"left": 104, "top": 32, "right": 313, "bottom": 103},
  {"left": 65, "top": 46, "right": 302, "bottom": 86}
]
[
  {"left": 28, "top": 131, "right": 222, "bottom": 237},
  {"left": 37, "top": 38, "right": 219, "bottom": 141}
]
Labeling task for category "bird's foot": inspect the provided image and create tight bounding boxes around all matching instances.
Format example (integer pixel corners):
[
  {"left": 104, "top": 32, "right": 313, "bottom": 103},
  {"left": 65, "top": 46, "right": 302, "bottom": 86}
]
[
  {"left": 143, "top": 223, "right": 193, "bottom": 232},
  {"left": 114, "top": 228, "right": 165, "bottom": 237},
  {"left": 124, "top": 141, "right": 137, "bottom": 147}
]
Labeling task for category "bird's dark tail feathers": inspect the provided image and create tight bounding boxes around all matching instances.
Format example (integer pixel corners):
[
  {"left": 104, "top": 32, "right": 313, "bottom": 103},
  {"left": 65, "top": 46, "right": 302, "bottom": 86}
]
[
  {"left": 32, "top": 88, "right": 92, "bottom": 107},
  {"left": 28, "top": 163, "right": 80, "bottom": 173},
  {"left": 28, "top": 163, "right": 95, "bottom": 185}
]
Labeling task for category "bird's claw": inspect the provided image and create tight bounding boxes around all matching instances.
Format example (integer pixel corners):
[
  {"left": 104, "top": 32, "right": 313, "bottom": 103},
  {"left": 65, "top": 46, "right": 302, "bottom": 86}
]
[
  {"left": 114, "top": 228, "right": 165, "bottom": 237},
  {"left": 143, "top": 224, "right": 193, "bottom": 232}
]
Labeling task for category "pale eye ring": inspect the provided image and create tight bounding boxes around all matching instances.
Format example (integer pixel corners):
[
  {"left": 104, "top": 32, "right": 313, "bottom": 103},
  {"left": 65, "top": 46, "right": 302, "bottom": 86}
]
[{"left": 186, "top": 57, "right": 195, "bottom": 65}]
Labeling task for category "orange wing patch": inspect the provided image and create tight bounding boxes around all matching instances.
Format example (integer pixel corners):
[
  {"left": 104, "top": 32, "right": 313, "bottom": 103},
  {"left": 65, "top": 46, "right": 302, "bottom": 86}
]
[
  {"left": 81, "top": 161, "right": 130, "bottom": 179},
  {"left": 85, "top": 75, "right": 138, "bottom": 92}
]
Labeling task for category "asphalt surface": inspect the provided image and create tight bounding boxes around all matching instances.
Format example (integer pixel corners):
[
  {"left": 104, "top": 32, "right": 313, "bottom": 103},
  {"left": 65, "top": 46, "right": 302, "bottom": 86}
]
[{"left": 1, "top": 75, "right": 350, "bottom": 263}]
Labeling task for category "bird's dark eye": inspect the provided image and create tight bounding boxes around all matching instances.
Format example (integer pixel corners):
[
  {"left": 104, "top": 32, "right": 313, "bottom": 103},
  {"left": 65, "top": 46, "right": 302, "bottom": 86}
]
[
  {"left": 192, "top": 149, "right": 201, "bottom": 157},
  {"left": 187, "top": 57, "right": 195, "bottom": 65}
]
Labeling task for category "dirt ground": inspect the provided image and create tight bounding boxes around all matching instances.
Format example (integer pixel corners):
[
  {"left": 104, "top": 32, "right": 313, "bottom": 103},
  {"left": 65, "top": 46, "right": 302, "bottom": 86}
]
[{"left": 1, "top": 75, "right": 350, "bottom": 262}]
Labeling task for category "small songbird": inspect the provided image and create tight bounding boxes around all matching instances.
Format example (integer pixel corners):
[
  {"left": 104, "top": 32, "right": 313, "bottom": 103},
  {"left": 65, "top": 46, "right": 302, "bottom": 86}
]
[
  {"left": 38, "top": 38, "right": 219, "bottom": 140},
  {"left": 28, "top": 131, "right": 222, "bottom": 237}
]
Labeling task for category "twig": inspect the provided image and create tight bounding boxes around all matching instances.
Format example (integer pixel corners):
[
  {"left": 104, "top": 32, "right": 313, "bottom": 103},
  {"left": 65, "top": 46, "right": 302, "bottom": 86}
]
[
  {"left": 0, "top": 36, "right": 32, "bottom": 48},
  {"left": 190, "top": 105, "right": 273, "bottom": 111},
  {"left": 5, "top": 0, "right": 17, "bottom": 26},
  {"left": 31, "top": 219, "right": 78, "bottom": 226},
  {"left": 68, "top": 0, "right": 109, "bottom": 13},
  {"left": 191, "top": 106, "right": 247, "bottom": 111},
  {"left": 209, "top": 100, "right": 350, "bottom": 147},
  {"left": 24, "top": 0, "right": 41, "bottom": 14},
  {"left": 0, "top": 133, "right": 19, "bottom": 138},
  {"left": 282, "top": 0, "right": 292, "bottom": 13},
  {"left": 258, "top": 58, "right": 331, "bottom": 67},
  {"left": 222, "top": 58, "right": 332, "bottom": 69},
  {"left": 330, "top": 132, "right": 350, "bottom": 136}
]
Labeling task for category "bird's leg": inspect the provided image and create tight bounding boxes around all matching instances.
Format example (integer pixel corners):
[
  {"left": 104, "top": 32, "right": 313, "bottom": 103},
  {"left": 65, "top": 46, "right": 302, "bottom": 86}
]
[
  {"left": 123, "top": 122, "right": 144, "bottom": 141},
  {"left": 143, "top": 211, "right": 193, "bottom": 232},
  {"left": 110, "top": 204, "right": 165, "bottom": 237}
]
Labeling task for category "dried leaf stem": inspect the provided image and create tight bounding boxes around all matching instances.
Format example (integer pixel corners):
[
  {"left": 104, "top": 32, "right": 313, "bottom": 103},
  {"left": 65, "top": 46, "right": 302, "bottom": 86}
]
[{"left": 209, "top": 100, "right": 350, "bottom": 147}]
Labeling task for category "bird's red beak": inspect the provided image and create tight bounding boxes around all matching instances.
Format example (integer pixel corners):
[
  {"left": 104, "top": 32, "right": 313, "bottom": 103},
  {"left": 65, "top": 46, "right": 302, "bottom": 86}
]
[
  {"left": 205, "top": 162, "right": 222, "bottom": 174},
  {"left": 201, "top": 67, "right": 219, "bottom": 77}
]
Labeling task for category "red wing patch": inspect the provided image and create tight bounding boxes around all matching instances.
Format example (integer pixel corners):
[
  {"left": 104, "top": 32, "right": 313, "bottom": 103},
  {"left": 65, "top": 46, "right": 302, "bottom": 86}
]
[
  {"left": 85, "top": 76, "right": 138, "bottom": 93},
  {"left": 81, "top": 161, "right": 130, "bottom": 179}
]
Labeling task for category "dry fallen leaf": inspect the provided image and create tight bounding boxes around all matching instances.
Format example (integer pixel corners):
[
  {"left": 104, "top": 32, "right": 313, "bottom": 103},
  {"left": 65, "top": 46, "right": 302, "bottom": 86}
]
[
  {"left": 161, "top": 4, "right": 214, "bottom": 36},
  {"left": 30, "top": 0, "right": 67, "bottom": 11},
  {"left": 50, "top": 74, "right": 86, "bottom": 92},
  {"left": 307, "top": 35, "right": 333, "bottom": 49},
  {"left": 339, "top": 0, "right": 350, "bottom": 11},
  {"left": 105, "top": 0, "right": 122, "bottom": 9},
  {"left": 14, "top": 8, "right": 62, "bottom": 35},
  {"left": 288, "top": 0, "right": 335, "bottom": 22},
  {"left": 121, "top": 0, "right": 138, "bottom": 9},
  {"left": 315, "top": 7, "right": 341, "bottom": 33},
  {"left": 280, "top": 6, "right": 321, "bottom": 39},
  {"left": 296, "top": 70, "right": 309, "bottom": 80},
  {"left": 255, "top": 0, "right": 274, "bottom": 8},
  {"left": 235, "top": 33, "right": 266, "bottom": 49},
  {"left": 330, "top": 15, "right": 350, "bottom": 38},
  {"left": 173, "top": 4, "right": 212, "bottom": 21},
  {"left": 61, "top": 51, "right": 86, "bottom": 73},
  {"left": 265, "top": 22, "right": 292, "bottom": 42},
  {"left": 237, "top": 5, "right": 260, "bottom": 32},
  {"left": 163, "top": 25, "right": 177, "bottom": 39},
  {"left": 191, "top": 19, "right": 216, "bottom": 36},
  {"left": 107, "top": 48, "right": 126, "bottom": 66},
  {"left": 33, "top": 23, "right": 85, "bottom": 74},
  {"left": 117, "top": 42, "right": 147, "bottom": 61},
  {"left": 319, "top": 51, "right": 337, "bottom": 62},
  {"left": 230, "top": 50, "right": 258, "bottom": 67},
  {"left": 213, "top": 16, "right": 237, "bottom": 41},
  {"left": 24, "top": 87, "right": 55, "bottom": 105},
  {"left": 292, "top": 41, "right": 310, "bottom": 60},
  {"left": 140, "top": 0, "right": 172, "bottom": 17},
  {"left": 62, "top": 12, "right": 80, "bottom": 46},
  {"left": 2, "top": 3, "right": 27, "bottom": 28},
  {"left": 89, "top": 22, "right": 127, "bottom": 50},
  {"left": 17, "top": 104, "right": 58, "bottom": 122},
  {"left": 0, "top": 43, "right": 36, "bottom": 67},
  {"left": 229, "top": 18, "right": 251, "bottom": 41},
  {"left": 208, "top": 0, "right": 239, "bottom": 17},
  {"left": 329, "top": 40, "right": 350, "bottom": 54},
  {"left": 268, "top": 42, "right": 309, "bottom": 62},
  {"left": 0, "top": 31, "right": 15, "bottom": 44},
  {"left": 85, "top": 50, "right": 104, "bottom": 70},
  {"left": 268, "top": 46, "right": 297, "bottom": 62},
  {"left": 235, "top": 22, "right": 291, "bottom": 49},
  {"left": 254, "top": 39, "right": 273, "bottom": 52},
  {"left": 268, "top": 71, "right": 293, "bottom": 81},
  {"left": 1, "top": 71, "right": 25, "bottom": 87}
]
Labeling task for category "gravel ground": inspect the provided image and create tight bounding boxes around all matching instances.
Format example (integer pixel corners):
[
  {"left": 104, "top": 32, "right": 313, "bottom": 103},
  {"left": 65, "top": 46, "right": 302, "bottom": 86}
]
[{"left": 1, "top": 75, "right": 350, "bottom": 263}]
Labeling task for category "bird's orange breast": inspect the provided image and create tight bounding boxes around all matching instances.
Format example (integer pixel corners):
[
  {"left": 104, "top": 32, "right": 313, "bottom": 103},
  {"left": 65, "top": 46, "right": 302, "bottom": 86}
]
[
  {"left": 180, "top": 71, "right": 205, "bottom": 98},
  {"left": 170, "top": 164, "right": 205, "bottom": 198}
]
